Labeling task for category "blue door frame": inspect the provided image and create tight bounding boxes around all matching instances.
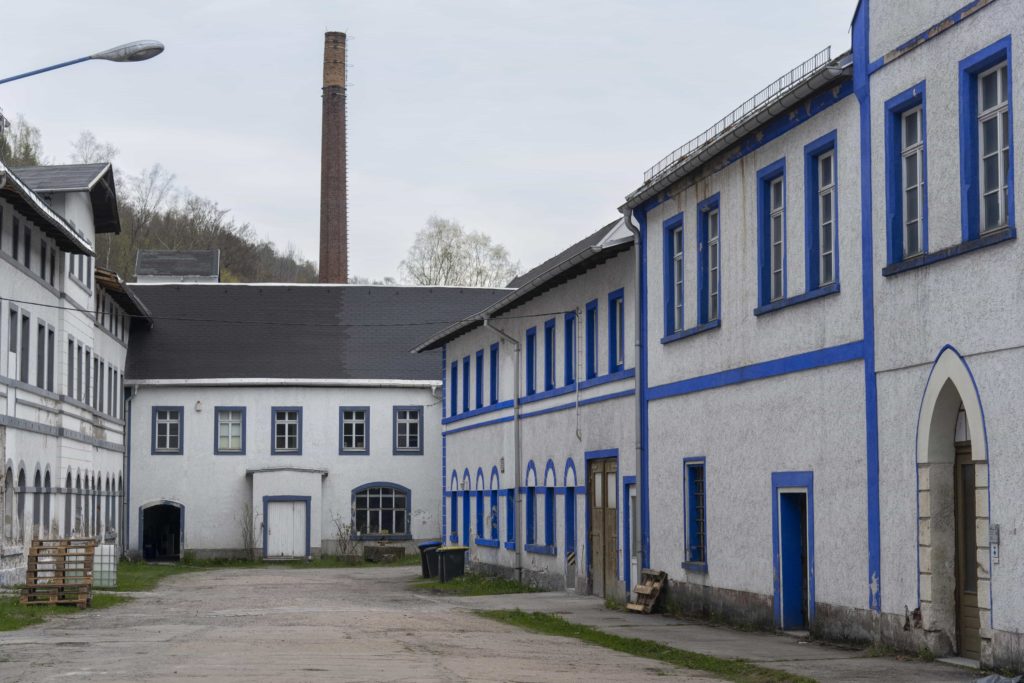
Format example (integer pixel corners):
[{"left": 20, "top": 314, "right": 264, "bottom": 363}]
[{"left": 771, "top": 471, "right": 814, "bottom": 629}]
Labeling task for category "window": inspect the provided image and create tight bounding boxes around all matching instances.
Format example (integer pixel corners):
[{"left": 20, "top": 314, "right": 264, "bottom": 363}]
[
  {"left": 563, "top": 311, "right": 576, "bottom": 386},
  {"left": 490, "top": 488, "right": 499, "bottom": 540},
  {"left": 449, "top": 361, "right": 458, "bottom": 416},
  {"left": 450, "top": 490, "right": 459, "bottom": 540},
  {"left": 543, "top": 319, "right": 555, "bottom": 391},
  {"left": 585, "top": 300, "right": 598, "bottom": 379},
  {"left": 525, "top": 327, "right": 536, "bottom": 395},
  {"left": 462, "top": 356, "right": 470, "bottom": 412},
  {"left": 49, "top": 248, "right": 56, "bottom": 287},
  {"left": 684, "top": 459, "right": 707, "bottom": 567},
  {"left": 758, "top": 160, "right": 787, "bottom": 305},
  {"left": 20, "top": 313, "right": 29, "bottom": 383},
  {"left": 476, "top": 490, "right": 484, "bottom": 538},
  {"left": 36, "top": 323, "right": 46, "bottom": 389},
  {"left": 66, "top": 338, "right": 74, "bottom": 396},
  {"left": 7, "top": 308, "right": 16, "bottom": 379},
  {"left": 885, "top": 83, "right": 927, "bottom": 263},
  {"left": 697, "top": 196, "right": 721, "bottom": 324},
  {"left": 339, "top": 407, "right": 369, "bottom": 455},
  {"left": 40, "top": 242, "right": 47, "bottom": 281},
  {"left": 608, "top": 289, "right": 624, "bottom": 373},
  {"left": 960, "top": 38, "right": 1013, "bottom": 240},
  {"left": 152, "top": 407, "right": 183, "bottom": 455},
  {"left": 393, "top": 406, "right": 423, "bottom": 455},
  {"left": 544, "top": 485, "right": 555, "bottom": 547},
  {"left": 46, "top": 328, "right": 54, "bottom": 392},
  {"left": 11, "top": 218, "right": 19, "bottom": 263},
  {"left": 805, "top": 132, "right": 838, "bottom": 290},
  {"left": 22, "top": 223, "right": 30, "bottom": 268},
  {"left": 474, "top": 350, "right": 484, "bottom": 409},
  {"left": 663, "top": 214, "right": 684, "bottom": 334},
  {"left": 76, "top": 344, "right": 83, "bottom": 401},
  {"left": 352, "top": 484, "right": 409, "bottom": 539},
  {"left": 489, "top": 343, "right": 499, "bottom": 405},
  {"left": 526, "top": 486, "right": 536, "bottom": 545},
  {"left": 271, "top": 407, "right": 301, "bottom": 454},
  {"left": 505, "top": 488, "right": 515, "bottom": 545},
  {"left": 84, "top": 349, "right": 91, "bottom": 405},
  {"left": 215, "top": 407, "right": 246, "bottom": 455}
]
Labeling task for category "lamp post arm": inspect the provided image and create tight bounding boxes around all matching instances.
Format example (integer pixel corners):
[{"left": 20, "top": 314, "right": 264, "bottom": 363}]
[{"left": 0, "top": 56, "right": 92, "bottom": 86}]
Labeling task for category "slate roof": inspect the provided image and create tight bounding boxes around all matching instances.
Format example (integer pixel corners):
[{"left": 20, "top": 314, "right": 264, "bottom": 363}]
[
  {"left": 13, "top": 163, "right": 121, "bottom": 234},
  {"left": 126, "top": 284, "right": 510, "bottom": 381},
  {"left": 506, "top": 220, "right": 620, "bottom": 289},
  {"left": 0, "top": 160, "right": 92, "bottom": 254},
  {"left": 136, "top": 250, "right": 221, "bottom": 278}
]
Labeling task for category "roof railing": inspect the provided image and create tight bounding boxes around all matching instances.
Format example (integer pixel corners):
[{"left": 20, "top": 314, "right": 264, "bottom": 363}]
[{"left": 642, "top": 46, "right": 833, "bottom": 183}]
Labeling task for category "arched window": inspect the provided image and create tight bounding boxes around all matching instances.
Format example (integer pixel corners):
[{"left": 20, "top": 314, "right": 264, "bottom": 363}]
[
  {"left": 32, "top": 470, "right": 42, "bottom": 535},
  {"left": 351, "top": 483, "right": 410, "bottom": 540},
  {"left": 75, "top": 473, "right": 82, "bottom": 535},
  {"left": 3, "top": 468, "right": 13, "bottom": 541},
  {"left": 16, "top": 469, "right": 26, "bottom": 541},
  {"left": 43, "top": 471, "right": 51, "bottom": 537},
  {"left": 64, "top": 472, "right": 72, "bottom": 536},
  {"left": 105, "top": 477, "right": 111, "bottom": 535},
  {"left": 117, "top": 475, "right": 123, "bottom": 537}
]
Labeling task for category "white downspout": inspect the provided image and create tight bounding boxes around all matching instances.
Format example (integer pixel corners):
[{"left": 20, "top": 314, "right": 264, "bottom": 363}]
[
  {"left": 483, "top": 318, "right": 524, "bottom": 583},
  {"left": 621, "top": 207, "right": 643, "bottom": 583}
]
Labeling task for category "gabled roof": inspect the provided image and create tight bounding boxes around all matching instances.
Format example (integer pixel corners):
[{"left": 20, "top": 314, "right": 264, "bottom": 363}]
[
  {"left": 125, "top": 284, "right": 510, "bottom": 382},
  {"left": 414, "top": 219, "right": 633, "bottom": 353},
  {"left": 13, "top": 162, "right": 121, "bottom": 234},
  {"left": 136, "top": 250, "right": 220, "bottom": 279},
  {"left": 95, "top": 267, "right": 153, "bottom": 323},
  {"left": 0, "top": 160, "right": 93, "bottom": 255}
]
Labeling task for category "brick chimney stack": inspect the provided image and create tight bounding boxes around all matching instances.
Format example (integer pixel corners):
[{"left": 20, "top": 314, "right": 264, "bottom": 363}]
[{"left": 319, "top": 31, "right": 348, "bottom": 283}]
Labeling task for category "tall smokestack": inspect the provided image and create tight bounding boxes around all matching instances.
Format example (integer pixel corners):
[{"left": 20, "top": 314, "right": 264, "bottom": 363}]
[{"left": 319, "top": 31, "right": 348, "bottom": 283}]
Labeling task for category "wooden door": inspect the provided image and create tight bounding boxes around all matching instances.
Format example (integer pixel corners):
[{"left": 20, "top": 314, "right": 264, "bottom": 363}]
[
  {"left": 267, "top": 501, "right": 305, "bottom": 558},
  {"left": 955, "top": 445, "right": 981, "bottom": 659},
  {"left": 588, "top": 458, "right": 618, "bottom": 597}
]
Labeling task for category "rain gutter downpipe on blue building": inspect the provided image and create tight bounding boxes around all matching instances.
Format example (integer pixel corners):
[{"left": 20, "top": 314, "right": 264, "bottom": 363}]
[{"left": 621, "top": 206, "right": 644, "bottom": 583}]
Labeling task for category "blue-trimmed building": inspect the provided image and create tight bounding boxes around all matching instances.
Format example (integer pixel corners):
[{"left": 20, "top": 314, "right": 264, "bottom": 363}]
[{"left": 419, "top": 0, "right": 1024, "bottom": 669}]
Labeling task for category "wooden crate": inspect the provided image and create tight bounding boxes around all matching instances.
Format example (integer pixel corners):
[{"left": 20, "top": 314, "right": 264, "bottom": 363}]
[
  {"left": 21, "top": 539, "right": 96, "bottom": 608},
  {"left": 627, "top": 569, "right": 667, "bottom": 614}
]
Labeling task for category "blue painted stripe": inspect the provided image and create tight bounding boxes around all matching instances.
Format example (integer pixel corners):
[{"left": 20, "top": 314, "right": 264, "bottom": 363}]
[
  {"left": 647, "top": 341, "right": 864, "bottom": 402},
  {"left": 867, "top": 0, "right": 995, "bottom": 75},
  {"left": 442, "top": 399, "right": 515, "bottom": 426},
  {"left": 525, "top": 544, "right": 557, "bottom": 556},
  {"left": 443, "top": 415, "right": 515, "bottom": 436},
  {"left": 520, "top": 389, "right": 635, "bottom": 420}
]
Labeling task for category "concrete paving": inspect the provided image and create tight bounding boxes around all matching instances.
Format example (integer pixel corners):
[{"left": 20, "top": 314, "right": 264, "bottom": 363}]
[
  {"left": 0, "top": 566, "right": 714, "bottom": 682},
  {"left": 449, "top": 591, "right": 981, "bottom": 682}
]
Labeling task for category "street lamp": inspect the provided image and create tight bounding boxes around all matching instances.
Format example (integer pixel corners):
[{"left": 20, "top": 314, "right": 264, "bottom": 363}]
[{"left": 0, "top": 40, "right": 164, "bottom": 85}]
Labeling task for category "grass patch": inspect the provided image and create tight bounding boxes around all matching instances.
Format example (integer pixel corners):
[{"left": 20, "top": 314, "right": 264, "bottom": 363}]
[
  {"left": 413, "top": 573, "right": 542, "bottom": 596},
  {"left": 0, "top": 593, "right": 130, "bottom": 632},
  {"left": 476, "top": 609, "right": 816, "bottom": 683}
]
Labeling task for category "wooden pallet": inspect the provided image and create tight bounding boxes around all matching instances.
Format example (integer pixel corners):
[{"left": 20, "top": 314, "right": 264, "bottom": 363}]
[
  {"left": 21, "top": 539, "right": 96, "bottom": 608},
  {"left": 627, "top": 569, "right": 667, "bottom": 614}
]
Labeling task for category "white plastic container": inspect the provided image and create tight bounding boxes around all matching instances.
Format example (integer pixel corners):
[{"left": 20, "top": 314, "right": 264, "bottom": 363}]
[{"left": 93, "top": 544, "right": 118, "bottom": 589}]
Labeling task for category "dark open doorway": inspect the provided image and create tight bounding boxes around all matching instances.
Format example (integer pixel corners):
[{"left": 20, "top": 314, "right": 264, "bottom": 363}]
[{"left": 142, "top": 504, "right": 182, "bottom": 561}]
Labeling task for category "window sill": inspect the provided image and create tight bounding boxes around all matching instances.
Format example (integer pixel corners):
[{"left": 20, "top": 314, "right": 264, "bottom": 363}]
[
  {"left": 882, "top": 226, "right": 1016, "bottom": 276},
  {"left": 339, "top": 450, "right": 370, "bottom": 456},
  {"left": 682, "top": 561, "right": 708, "bottom": 573},
  {"left": 504, "top": 541, "right": 517, "bottom": 550},
  {"left": 151, "top": 451, "right": 183, "bottom": 456},
  {"left": 525, "top": 544, "right": 557, "bottom": 556},
  {"left": 214, "top": 451, "right": 246, "bottom": 456},
  {"left": 661, "top": 319, "right": 721, "bottom": 345},
  {"left": 271, "top": 452, "right": 302, "bottom": 456},
  {"left": 355, "top": 534, "right": 411, "bottom": 542},
  {"left": 475, "top": 538, "right": 500, "bottom": 548},
  {"left": 392, "top": 450, "right": 424, "bottom": 456},
  {"left": 754, "top": 282, "right": 840, "bottom": 316}
]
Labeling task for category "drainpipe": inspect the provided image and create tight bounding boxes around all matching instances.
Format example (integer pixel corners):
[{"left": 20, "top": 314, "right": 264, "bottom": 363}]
[
  {"left": 482, "top": 318, "right": 524, "bottom": 583},
  {"left": 621, "top": 206, "right": 643, "bottom": 578},
  {"left": 122, "top": 386, "right": 134, "bottom": 558}
]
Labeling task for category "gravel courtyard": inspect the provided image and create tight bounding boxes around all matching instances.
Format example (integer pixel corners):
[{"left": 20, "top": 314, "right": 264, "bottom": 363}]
[{"left": 0, "top": 566, "right": 716, "bottom": 682}]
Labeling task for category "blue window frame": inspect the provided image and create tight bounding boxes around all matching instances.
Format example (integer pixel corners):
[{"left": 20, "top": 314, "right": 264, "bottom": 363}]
[
  {"left": 607, "top": 289, "right": 624, "bottom": 373},
  {"left": 544, "top": 486, "right": 555, "bottom": 546},
  {"left": 489, "top": 343, "right": 499, "bottom": 405},
  {"left": 352, "top": 483, "right": 410, "bottom": 540},
  {"left": 525, "top": 327, "right": 537, "bottom": 395},
  {"left": 697, "top": 196, "right": 721, "bottom": 324},
  {"left": 757, "top": 159, "right": 787, "bottom": 305},
  {"left": 505, "top": 488, "right": 515, "bottom": 546},
  {"left": 151, "top": 406, "right": 184, "bottom": 455},
  {"left": 543, "top": 319, "right": 556, "bottom": 391},
  {"left": 584, "top": 300, "right": 598, "bottom": 379},
  {"left": 683, "top": 458, "right": 708, "bottom": 570},
  {"left": 339, "top": 406, "right": 370, "bottom": 455},
  {"left": 804, "top": 131, "right": 838, "bottom": 290},
  {"left": 885, "top": 83, "right": 928, "bottom": 263},
  {"left": 462, "top": 356, "right": 470, "bottom": 413},
  {"left": 475, "top": 350, "right": 484, "bottom": 409},
  {"left": 662, "top": 212, "right": 684, "bottom": 335},
  {"left": 525, "top": 487, "right": 536, "bottom": 544},
  {"left": 270, "top": 407, "right": 302, "bottom": 455},
  {"left": 392, "top": 405, "right": 424, "bottom": 455},
  {"left": 959, "top": 36, "right": 1014, "bottom": 240},
  {"left": 449, "top": 361, "right": 458, "bottom": 415},
  {"left": 476, "top": 490, "right": 484, "bottom": 538},
  {"left": 214, "top": 406, "right": 246, "bottom": 455},
  {"left": 450, "top": 491, "right": 458, "bottom": 541},
  {"left": 563, "top": 311, "right": 576, "bottom": 385},
  {"left": 490, "top": 489, "right": 499, "bottom": 540}
]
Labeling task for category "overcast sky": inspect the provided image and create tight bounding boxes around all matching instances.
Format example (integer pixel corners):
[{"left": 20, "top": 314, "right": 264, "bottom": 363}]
[{"left": 1, "top": 1, "right": 855, "bottom": 281}]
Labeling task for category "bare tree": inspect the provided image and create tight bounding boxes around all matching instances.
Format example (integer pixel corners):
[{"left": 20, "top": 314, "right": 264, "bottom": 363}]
[
  {"left": 399, "top": 216, "right": 520, "bottom": 287},
  {"left": 0, "top": 114, "right": 45, "bottom": 166},
  {"left": 70, "top": 130, "right": 119, "bottom": 164}
]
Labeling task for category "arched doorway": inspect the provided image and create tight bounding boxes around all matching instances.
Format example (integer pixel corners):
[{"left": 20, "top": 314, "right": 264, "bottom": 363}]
[
  {"left": 140, "top": 502, "right": 184, "bottom": 561},
  {"left": 916, "top": 346, "right": 989, "bottom": 661}
]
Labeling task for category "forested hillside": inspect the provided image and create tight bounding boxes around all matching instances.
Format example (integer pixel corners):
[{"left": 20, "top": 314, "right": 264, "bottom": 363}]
[{"left": 0, "top": 114, "right": 318, "bottom": 282}]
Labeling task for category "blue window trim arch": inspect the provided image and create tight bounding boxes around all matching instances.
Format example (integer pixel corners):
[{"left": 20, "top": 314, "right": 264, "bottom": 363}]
[{"left": 351, "top": 481, "right": 412, "bottom": 542}]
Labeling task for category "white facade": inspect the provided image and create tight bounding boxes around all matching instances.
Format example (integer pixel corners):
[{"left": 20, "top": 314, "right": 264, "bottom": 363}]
[
  {"left": 0, "top": 164, "right": 132, "bottom": 584},
  {"left": 126, "top": 381, "right": 444, "bottom": 558},
  {"left": 431, "top": 227, "right": 638, "bottom": 595}
]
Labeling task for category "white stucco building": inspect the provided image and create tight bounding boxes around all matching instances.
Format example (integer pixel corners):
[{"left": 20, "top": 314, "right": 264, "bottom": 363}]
[
  {"left": 0, "top": 161, "right": 146, "bottom": 583},
  {"left": 415, "top": 220, "right": 638, "bottom": 596},
  {"left": 124, "top": 283, "right": 507, "bottom": 560}
]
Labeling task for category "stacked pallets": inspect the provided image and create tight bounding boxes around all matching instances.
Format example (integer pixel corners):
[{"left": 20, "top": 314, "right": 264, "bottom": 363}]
[
  {"left": 20, "top": 538, "right": 96, "bottom": 608},
  {"left": 627, "top": 569, "right": 667, "bottom": 614}
]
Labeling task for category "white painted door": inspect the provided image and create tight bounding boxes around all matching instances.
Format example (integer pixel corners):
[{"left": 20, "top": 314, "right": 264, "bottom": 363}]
[{"left": 266, "top": 501, "right": 305, "bottom": 558}]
